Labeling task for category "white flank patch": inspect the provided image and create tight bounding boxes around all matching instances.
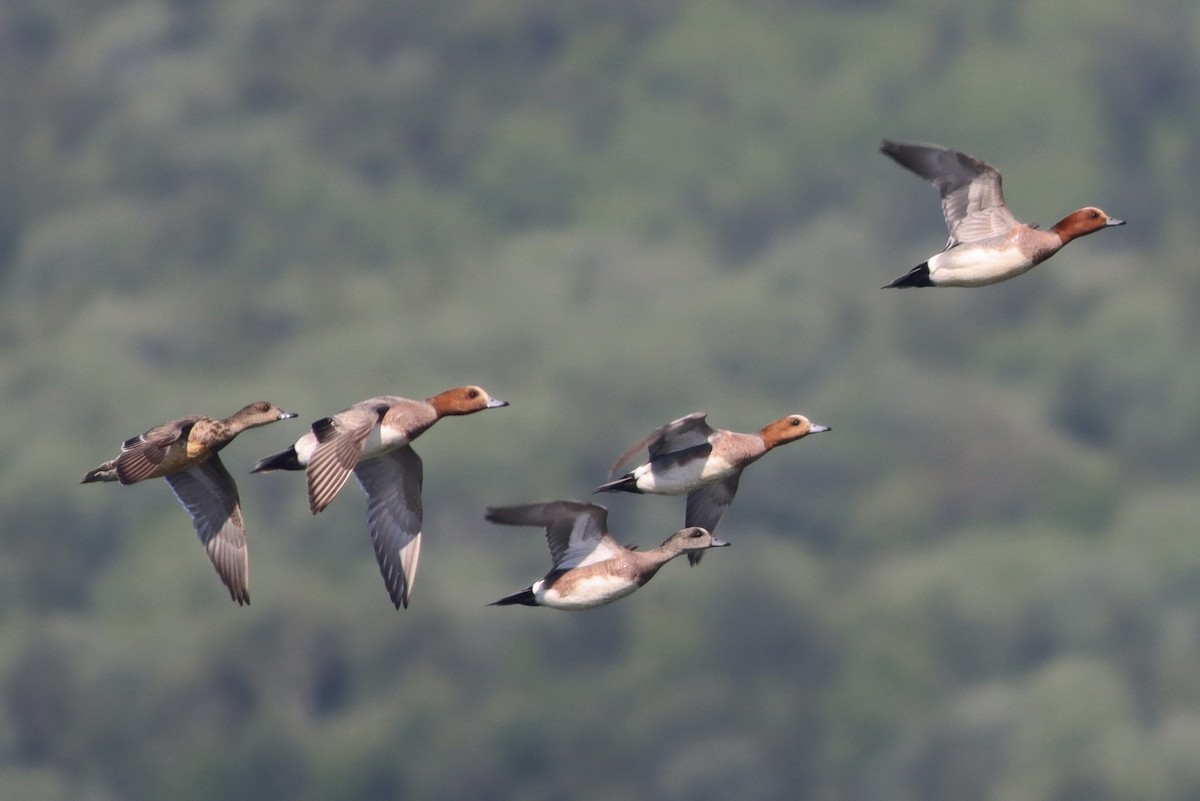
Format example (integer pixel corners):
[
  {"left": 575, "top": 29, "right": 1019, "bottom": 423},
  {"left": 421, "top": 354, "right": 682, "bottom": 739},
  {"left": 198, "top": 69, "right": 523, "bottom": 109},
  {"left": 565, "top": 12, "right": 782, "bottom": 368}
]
[
  {"left": 362, "top": 424, "right": 412, "bottom": 460},
  {"left": 637, "top": 458, "right": 733, "bottom": 494},
  {"left": 293, "top": 433, "right": 319, "bottom": 465}
]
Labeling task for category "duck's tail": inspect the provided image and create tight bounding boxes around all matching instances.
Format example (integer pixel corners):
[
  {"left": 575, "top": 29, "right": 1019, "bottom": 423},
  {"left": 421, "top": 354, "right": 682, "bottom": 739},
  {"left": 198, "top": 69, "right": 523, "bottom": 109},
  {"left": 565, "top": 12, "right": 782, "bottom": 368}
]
[
  {"left": 251, "top": 446, "right": 303, "bottom": 473},
  {"left": 81, "top": 460, "right": 119, "bottom": 483},
  {"left": 882, "top": 262, "right": 933, "bottom": 289},
  {"left": 490, "top": 587, "right": 538, "bottom": 607},
  {"left": 593, "top": 473, "right": 640, "bottom": 494}
]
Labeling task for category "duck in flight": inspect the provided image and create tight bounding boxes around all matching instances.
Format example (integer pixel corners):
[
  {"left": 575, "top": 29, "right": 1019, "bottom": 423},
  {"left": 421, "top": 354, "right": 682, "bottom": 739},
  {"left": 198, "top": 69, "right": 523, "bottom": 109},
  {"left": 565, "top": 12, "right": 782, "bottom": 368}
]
[
  {"left": 82, "top": 401, "right": 297, "bottom": 605},
  {"left": 251, "top": 386, "right": 507, "bottom": 609},
  {"left": 880, "top": 139, "right": 1125, "bottom": 288},
  {"left": 486, "top": 500, "right": 729, "bottom": 610},
  {"left": 595, "top": 412, "right": 829, "bottom": 564}
]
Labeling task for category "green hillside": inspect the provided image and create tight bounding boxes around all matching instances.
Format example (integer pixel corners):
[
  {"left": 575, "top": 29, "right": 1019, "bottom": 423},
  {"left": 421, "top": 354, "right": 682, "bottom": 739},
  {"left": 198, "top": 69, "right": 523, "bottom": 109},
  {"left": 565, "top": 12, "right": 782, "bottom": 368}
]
[{"left": 3, "top": 1, "right": 1199, "bottom": 799}]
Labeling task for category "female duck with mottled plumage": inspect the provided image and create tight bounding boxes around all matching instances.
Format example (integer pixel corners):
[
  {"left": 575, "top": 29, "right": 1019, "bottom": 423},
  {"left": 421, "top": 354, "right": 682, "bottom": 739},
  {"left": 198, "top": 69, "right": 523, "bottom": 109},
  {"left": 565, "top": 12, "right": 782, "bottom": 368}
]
[{"left": 81, "top": 400, "right": 298, "bottom": 605}]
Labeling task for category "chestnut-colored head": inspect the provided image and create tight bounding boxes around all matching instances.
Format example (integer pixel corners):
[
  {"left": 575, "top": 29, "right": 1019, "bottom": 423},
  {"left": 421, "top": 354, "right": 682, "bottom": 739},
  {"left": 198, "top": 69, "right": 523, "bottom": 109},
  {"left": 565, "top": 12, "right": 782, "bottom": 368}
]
[
  {"left": 1052, "top": 207, "right": 1125, "bottom": 243},
  {"left": 429, "top": 385, "right": 509, "bottom": 416},
  {"left": 758, "top": 414, "right": 831, "bottom": 448}
]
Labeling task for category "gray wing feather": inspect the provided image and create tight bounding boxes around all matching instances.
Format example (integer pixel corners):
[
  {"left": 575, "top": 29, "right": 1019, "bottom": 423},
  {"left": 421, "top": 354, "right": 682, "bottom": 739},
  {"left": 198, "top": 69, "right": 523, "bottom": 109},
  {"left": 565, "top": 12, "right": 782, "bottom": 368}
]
[
  {"left": 354, "top": 445, "right": 423, "bottom": 609},
  {"left": 880, "top": 140, "right": 1019, "bottom": 246},
  {"left": 485, "top": 501, "right": 620, "bottom": 569},
  {"left": 164, "top": 455, "right": 250, "bottom": 604},
  {"left": 608, "top": 412, "right": 713, "bottom": 479},
  {"left": 684, "top": 474, "right": 740, "bottom": 566}
]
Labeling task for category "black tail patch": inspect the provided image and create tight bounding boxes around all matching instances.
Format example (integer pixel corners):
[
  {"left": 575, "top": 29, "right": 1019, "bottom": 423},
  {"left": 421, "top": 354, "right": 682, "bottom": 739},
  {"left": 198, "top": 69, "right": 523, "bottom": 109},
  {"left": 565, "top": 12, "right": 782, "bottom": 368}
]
[
  {"left": 593, "top": 474, "right": 640, "bottom": 494},
  {"left": 882, "top": 262, "right": 933, "bottom": 289},
  {"left": 250, "top": 447, "right": 303, "bottom": 473},
  {"left": 490, "top": 587, "right": 538, "bottom": 607}
]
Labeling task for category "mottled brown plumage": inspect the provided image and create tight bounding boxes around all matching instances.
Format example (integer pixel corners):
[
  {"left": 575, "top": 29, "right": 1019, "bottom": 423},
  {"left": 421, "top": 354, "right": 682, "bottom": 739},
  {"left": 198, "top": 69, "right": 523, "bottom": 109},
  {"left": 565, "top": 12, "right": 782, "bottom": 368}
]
[{"left": 82, "top": 401, "right": 297, "bottom": 605}]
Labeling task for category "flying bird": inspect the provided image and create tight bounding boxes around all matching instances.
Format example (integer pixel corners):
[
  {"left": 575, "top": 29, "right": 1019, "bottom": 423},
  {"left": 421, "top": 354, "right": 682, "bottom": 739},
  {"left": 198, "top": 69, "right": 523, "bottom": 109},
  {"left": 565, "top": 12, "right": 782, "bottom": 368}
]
[
  {"left": 596, "top": 412, "right": 829, "bottom": 564},
  {"left": 82, "top": 401, "right": 297, "bottom": 605},
  {"left": 486, "top": 500, "right": 728, "bottom": 610},
  {"left": 880, "top": 139, "right": 1124, "bottom": 288},
  {"left": 252, "top": 386, "right": 507, "bottom": 609}
]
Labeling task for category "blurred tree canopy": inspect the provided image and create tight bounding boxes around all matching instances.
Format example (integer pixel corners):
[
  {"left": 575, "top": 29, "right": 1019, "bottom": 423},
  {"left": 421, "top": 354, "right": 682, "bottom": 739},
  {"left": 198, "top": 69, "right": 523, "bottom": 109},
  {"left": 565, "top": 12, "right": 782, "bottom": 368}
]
[{"left": 1, "top": 0, "right": 1199, "bottom": 799}]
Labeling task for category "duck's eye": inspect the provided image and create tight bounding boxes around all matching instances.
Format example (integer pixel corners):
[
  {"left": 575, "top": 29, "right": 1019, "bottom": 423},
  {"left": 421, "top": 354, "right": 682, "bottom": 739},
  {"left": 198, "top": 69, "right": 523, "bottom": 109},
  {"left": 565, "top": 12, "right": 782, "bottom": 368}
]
[
  {"left": 467, "top": 389, "right": 479, "bottom": 398},
  {"left": 1090, "top": 211, "right": 1100, "bottom": 219}
]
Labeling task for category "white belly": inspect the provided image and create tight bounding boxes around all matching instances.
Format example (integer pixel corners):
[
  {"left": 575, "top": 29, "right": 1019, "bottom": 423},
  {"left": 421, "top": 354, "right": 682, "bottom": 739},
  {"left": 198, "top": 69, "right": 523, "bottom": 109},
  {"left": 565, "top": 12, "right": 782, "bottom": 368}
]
[
  {"left": 537, "top": 575, "right": 640, "bottom": 610},
  {"left": 929, "top": 248, "right": 1035, "bottom": 287}
]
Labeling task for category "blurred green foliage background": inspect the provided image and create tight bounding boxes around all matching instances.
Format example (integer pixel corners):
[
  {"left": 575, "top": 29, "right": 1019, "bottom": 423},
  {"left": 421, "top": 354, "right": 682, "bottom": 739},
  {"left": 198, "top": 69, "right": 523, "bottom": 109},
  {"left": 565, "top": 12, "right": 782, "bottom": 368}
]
[{"left": 2, "top": 0, "right": 1199, "bottom": 798}]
